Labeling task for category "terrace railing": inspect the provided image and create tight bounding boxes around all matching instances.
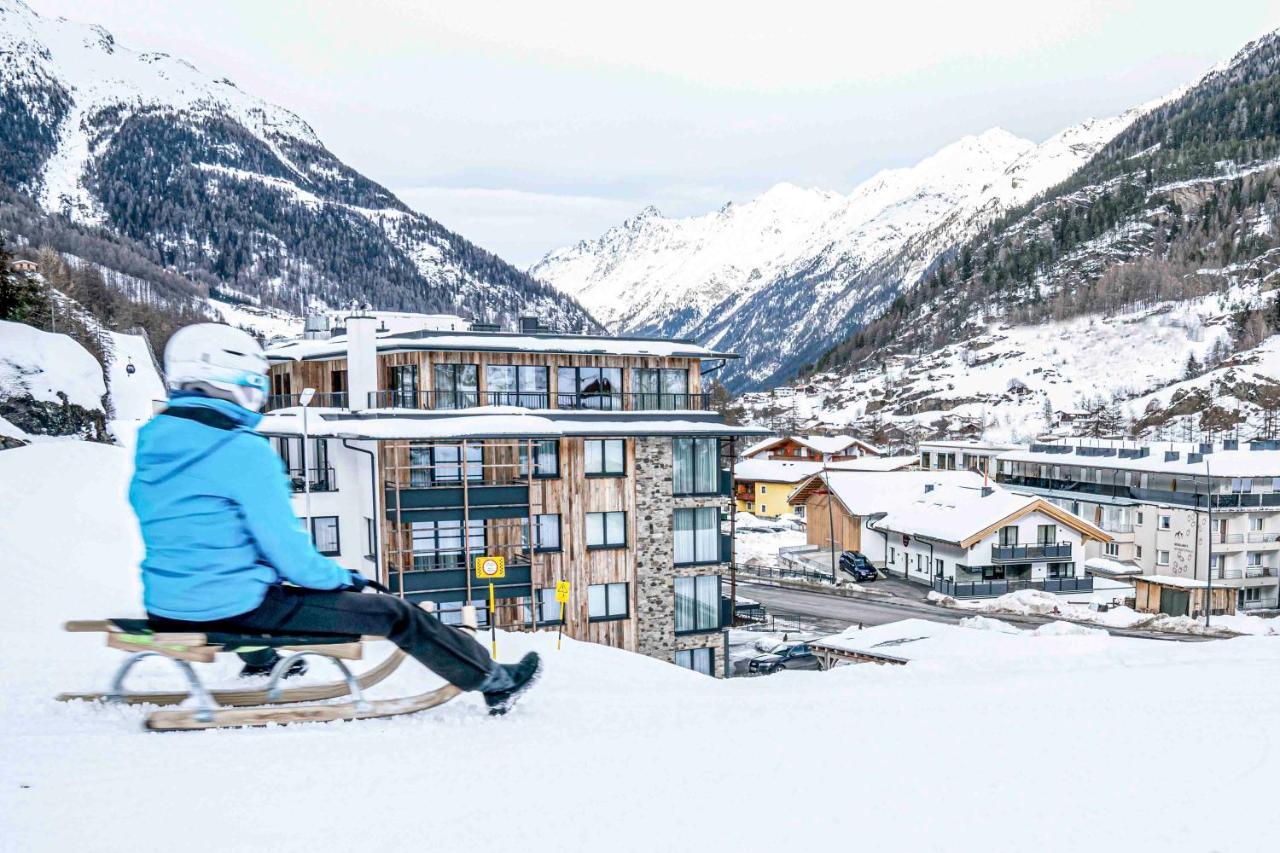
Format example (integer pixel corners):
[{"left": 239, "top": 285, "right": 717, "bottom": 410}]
[
  {"left": 369, "top": 389, "right": 712, "bottom": 412},
  {"left": 264, "top": 392, "right": 348, "bottom": 412},
  {"left": 932, "top": 576, "right": 1094, "bottom": 599},
  {"left": 990, "top": 542, "right": 1073, "bottom": 562}
]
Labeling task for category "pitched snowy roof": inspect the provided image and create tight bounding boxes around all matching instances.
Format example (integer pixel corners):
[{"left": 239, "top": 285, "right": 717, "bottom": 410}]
[
  {"left": 257, "top": 408, "right": 770, "bottom": 441},
  {"left": 733, "top": 459, "right": 824, "bottom": 484},
  {"left": 876, "top": 483, "right": 1109, "bottom": 547},
  {"left": 787, "top": 470, "right": 984, "bottom": 516},
  {"left": 265, "top": 329, "right": 735, "bottom": 362},
  {"left": 827, "top": 456, "right": 917, "bottom": 472},
  {"left": 741, "top": 434, "right": 882, "bottom": 458}
]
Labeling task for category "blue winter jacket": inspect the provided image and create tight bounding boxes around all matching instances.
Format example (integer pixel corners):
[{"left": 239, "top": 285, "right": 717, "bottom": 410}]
[{"left": 129, "top": 395, "right": 352, "bottom": 621}]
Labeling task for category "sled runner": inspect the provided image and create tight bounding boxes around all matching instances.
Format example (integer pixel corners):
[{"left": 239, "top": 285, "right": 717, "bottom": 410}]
[{"left": 56, "top": 607, "right": 474, "bottom": 731}]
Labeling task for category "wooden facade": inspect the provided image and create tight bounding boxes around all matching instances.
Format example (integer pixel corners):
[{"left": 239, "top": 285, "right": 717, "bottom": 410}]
[
  {"left": 1133, "top": 578, "right": 1236, "bottom": 619},
  {"left": 801, "top": 491, "right": 862, "bottom": 554}
]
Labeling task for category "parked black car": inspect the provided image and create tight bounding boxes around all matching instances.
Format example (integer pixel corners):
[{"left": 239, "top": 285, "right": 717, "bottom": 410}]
[
  {"left": 747, "top": 643, "right": 821, "bottom": 675},
  {"left": 839, "top": 551, "right": 877, "bottom": 582}
]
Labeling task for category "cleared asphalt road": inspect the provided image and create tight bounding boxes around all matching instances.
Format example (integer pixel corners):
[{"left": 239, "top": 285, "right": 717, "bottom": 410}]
[{"left": 737, "top": 581, "right": 1211, "bottom": 641}]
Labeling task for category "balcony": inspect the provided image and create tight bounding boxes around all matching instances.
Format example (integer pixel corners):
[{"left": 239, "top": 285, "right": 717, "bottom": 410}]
[
  {"left": 264, "top": 392, "right": 348, "bottom": 412},
  {"left": 368, "top": 389, "right": 712, "bottom": 412},
  {"left": 1214, "top": 566, "right": 1277, "bottom": 580},
  {"left": 287, "top": 467, "right": 337, "bottom": 493},
  {"left": 932, "top": 576, "right": 1094, "bottom": 599},
  {"left": 990, "top": 542, "right": 1073, "bottom": 562},
  {"left": 1247, "top": 532, "right": 1280, "bottom": 544}
]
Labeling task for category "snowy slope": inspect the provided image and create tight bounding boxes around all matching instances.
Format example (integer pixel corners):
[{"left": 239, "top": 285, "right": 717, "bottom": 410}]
[
  {"left": 534, "top": 112, "right": 1151, "bottom": 391},
  {"left": 0, "top": 0, "right": 595, "bottom": 329},
  {"left": 4, "top": 442, "right": 1280, "bottom": 852},
  {"left": 0, "top": 318, "right": 105, "bottom": 410}
]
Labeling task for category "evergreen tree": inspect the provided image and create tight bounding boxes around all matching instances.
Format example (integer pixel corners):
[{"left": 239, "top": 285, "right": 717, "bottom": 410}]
[{"left": 0, "top": 239, "right": 51, "bottom": 324}]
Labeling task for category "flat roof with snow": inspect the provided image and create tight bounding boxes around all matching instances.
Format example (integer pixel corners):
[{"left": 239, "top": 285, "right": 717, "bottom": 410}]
[
  {"left": 1000, "top": 443, "right": 1280, "bottom": 479},
  {"left": 266, "top": 329, "right": 737, "bottom": 362},
  {"left": 257, "top": 408, "right": 771, "bottom": 441}
]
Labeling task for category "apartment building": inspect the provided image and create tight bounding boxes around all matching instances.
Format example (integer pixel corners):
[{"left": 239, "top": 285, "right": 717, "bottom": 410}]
[
  {"left": 918, "top": 439, "right": 1020, "bottom": 479},
  {"left": 257, "top": 312, "right": 768, "bottom": 675},
  {"left": 994, "top": 438, "right": 1280, "bottom": 610}
]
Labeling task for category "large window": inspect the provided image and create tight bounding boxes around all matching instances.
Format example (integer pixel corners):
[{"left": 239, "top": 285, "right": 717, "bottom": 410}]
[
  {"left": 485, "top": 365, "right": 548, "bottom": 408},
  {"left": 674, "top": 507, "right": 720, "bottom": 565},
  {"left": 588, "top": 582, "right": 629, "bottom": 621},
  {"left": 585, "top": 439, "right": 625, "bottom": 476},
  {"left": 432, "top": 364, "right": 479, "bottom": 409},
  {"left": 998, "top": 526, "right": 1019, "bottom": 546},
  {"left": 673, "top": 437, "right": 719, "bottom": 495},
  {"left": 675, "top": 647, "right": 715, "bottom": 676},
  {"left": 586, "top": 511, "right": 627, "bottom": 549},
  {"left": 1037, "top": 524, "right": 1057, "bottom": 544},
  {"left": 557, "top": 366, "right": 622, "bottom": 410},
  {"left": 408, "top": 444, "right": 483, "bottom": 486},
  {"left": 521, "top": 514, "right": 562, "bottom": 553},
  {"left": 411, "top": 519, "right": 485, "bottom": 570},
  {"left": 518, "top": 439, "right": 560, "bottom": 478},
  {"left": 311, "top": 516, "right": 340, "bottom": 556},
  {"left": 523, "top": 589, "right": 562, "bottom": 625},
  {"left": 632, "top": 367, "right": 689, "bottom": 409},
  {"left": 675, "top": 575, "right": 721, "bottom": 633},
  {"left": 389, "top": 365, "right": 418, "bottom": 407}
]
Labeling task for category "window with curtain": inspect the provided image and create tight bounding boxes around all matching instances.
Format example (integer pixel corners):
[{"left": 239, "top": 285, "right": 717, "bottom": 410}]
[
  {"left": 522, "top": 589, "right": 561, "bottom": 624},
  {"left": 521, "top": 514, "right": 561, "bottom": 552},
  {"left": 311, "top": 516, "right": 340, "bottom": 555},
  {"left": 432, "top": 363, "right": 478, "bottom": 409},
  {"left": 585, "top": 439, "right": 625, "bottom": 475},
  {"left": 674, "top": 507, "right": 719, "bottom": 565},
  {"left": 588, "top": 582, "right": 629, "bottom": 620},
  {"left": 999, "top": 526, "right": 1019, "bottom": 545},
  {"left": 675, "top": 647, "right": 715, "bottom": 676},
  {"left": 485, "top": 365, "right": 548, "bottom": 407},
  {"left": 675, "top": 574, "right": 721, "bottom": 633},
  {"left": 673, "top": 437, "right": 719, "bottom": 495},
  {"left": 586, "top": 511, "right": 626, "bottom": 549},
  {"left": 1037, "top": 524, "right": 1057, "bottom": 544},
  {"left": 411, "top": 519, "right": 485, "bottom": 570},
  {"left": 518, "top": 440, "right": 559, "bottom": 478},
  {"left": 632, "top": 367, "right": 689, "bottom": 409},
  {"left": 389, "top": 365, "right": 418, "bottom": 407}
]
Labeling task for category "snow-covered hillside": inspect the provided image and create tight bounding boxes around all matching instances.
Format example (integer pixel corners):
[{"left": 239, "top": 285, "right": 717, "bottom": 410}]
[
  {"left": 0, "top": 0, "right": 595, "bottom": 329},
  {"left": 533, "top": 109, "right": 1152, "bottom": 391},
  {"left": 3, "top": 441, "right": 1280, "bottom": 852}
]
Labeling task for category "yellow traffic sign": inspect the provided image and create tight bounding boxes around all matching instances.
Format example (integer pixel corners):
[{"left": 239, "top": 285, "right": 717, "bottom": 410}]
[
  {"left": 474, "top": 555, "right": 505, "bottom": 580},
  {"left": 555, "top": 580, "right": 571, "bottom": 603}
]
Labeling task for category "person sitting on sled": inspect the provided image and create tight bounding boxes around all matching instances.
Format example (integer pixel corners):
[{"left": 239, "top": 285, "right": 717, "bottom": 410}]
[{"left": 128, "top": 323, "right": 540, "bottom": 715}]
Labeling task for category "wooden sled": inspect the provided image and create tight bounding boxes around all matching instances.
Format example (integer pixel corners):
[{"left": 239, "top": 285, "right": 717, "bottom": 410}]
[{"left": 57, "top": 605, "right": 476, "bottom": 731}]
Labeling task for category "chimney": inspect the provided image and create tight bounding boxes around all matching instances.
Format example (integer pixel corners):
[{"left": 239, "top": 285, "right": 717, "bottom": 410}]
[
  {"left": 303, "top": 313, "right": 331, "bottom": 340},
  {"left": 346, "top": 311, "right": 378, "bottom": 410}
]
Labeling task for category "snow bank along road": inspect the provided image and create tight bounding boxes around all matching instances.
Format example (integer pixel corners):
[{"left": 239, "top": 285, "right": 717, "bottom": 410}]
[
  {"left": 4, "top": 442, "right": 1280, "bottom": 853},
  {"left": 738, "top": 580, "right": 1216, "bottom": 641}
]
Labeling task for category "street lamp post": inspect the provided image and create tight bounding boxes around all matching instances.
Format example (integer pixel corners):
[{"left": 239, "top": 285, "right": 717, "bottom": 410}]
[
  {"left": 824, "top": 461, "right": 838, "bottom": 584},
  {"left": 1204, "top": 458, "right": 1213, "bottom": 628},
  {"left": 300, "top": 387, "right": 316, "bottom": 530}
]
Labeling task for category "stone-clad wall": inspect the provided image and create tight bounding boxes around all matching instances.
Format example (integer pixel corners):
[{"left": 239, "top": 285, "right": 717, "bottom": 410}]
[{"left": 633, "top": 437, "right": 730, "bottom": 671}]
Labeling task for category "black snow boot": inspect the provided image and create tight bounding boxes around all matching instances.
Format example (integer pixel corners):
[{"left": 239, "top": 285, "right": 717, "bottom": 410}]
[
  {"left": 238, "top": 656, "right": 308, "bottom": 680},
  {"left": 483, "top": 652, "right": 542, "bottom": 717}
]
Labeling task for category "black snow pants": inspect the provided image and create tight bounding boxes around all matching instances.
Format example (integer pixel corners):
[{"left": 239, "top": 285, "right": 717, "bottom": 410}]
[{"left": 149, "top": 585, "right": 497, "bottom": 691}]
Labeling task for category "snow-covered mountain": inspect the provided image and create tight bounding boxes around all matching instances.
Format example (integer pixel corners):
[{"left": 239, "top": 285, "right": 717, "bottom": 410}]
[
  {"left": 748, "top": 29, "right": 1280, "bottom": 447},
  {"left": 533, "top": 111, "right": 1151, "bottom": 391},
  {"left": 0, "top": 0, "right": 595, "bottom": 330}
]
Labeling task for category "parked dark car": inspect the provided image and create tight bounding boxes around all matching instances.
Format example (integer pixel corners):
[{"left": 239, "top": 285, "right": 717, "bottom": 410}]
[
  {"left": 839, "top": 551, "right": 877, "bottom": 582},
  {"left": 748, "top": 643, "right": 821, "bottom": 675}
]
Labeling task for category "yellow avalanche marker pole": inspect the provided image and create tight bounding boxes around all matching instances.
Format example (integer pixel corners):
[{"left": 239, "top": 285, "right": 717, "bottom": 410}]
[
  {"left": 554, "top": 580, "right": 571, "bottom": 651},
  {"left": 474, "top": 555, "right": 506, "bottom": 658},
  {"left": 488, "top": 581, "right": 496, "bottom": 656}
]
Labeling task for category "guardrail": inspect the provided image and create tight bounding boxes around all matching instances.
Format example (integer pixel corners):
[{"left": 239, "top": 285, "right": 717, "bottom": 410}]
[
  {"left": 990, "top": 542, "right": 1073, "bottom": 562},
  {"left": 1214, "top": 567, "right": 1276, "bottom": 579},
  {"left": 287, "top": 467, "right": 337, "bottom": 493},
  {"left": 264, "top": 392, "right": 348, "bottom": 412},
  {"left": 368, "top": 389, "right": 714, "bottom": 412}
]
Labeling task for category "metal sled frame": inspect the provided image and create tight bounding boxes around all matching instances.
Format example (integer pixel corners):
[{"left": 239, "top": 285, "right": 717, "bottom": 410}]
[{"left": 56, "top": 604, "right": 476, "bottom": 731}]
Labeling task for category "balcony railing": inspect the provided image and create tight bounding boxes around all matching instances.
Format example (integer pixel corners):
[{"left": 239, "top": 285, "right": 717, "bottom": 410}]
[
  {"left": 264, "top": 392, "right": 348, "bottom": 412},
  {"left": 369, "top": 389, "right": 713, "bottom": 412},
  {"left": 1247, "top": 532, "right": 1280, "bottom": 543},
  {"left": 990, "top": 542, "right": 1073, "bottom": 562},
  {"left": 933, "top": 576, "right": 1094, "bottom": 599},
  {"left": 1214, "top": 566, "right": 1276, "bottom": 579},
  {"left": 997, "top": 475, "right": 1280, "bottom": 511},
  {"left": 287, "top": 467, "right": 337, "bottom": 493},
  {"left": 1217, "top": 533, "right": 1245, "bottom": 544}
]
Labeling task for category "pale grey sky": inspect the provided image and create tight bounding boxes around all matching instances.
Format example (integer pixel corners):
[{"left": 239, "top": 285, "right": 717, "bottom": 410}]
[{"left": 27, "top": 0, "right": 1280, "bottom": 265}]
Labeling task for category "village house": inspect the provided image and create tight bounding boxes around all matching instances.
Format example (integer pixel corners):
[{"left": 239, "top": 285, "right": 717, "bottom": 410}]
[
  {"left": 994, "top": 437, "right": 1280, "bottom": 610},
  {"left": 785, "top": 470, "right": 983, "bottom": 566},
  {"left": 257, "top": 311, "right": 768, "bottom": 677},
  {"left": 740, "top": 434, "right": 883, "bottom": 462},
  {"left": 733, "top": 458, "right": 822, "bottom": 518},
  {"left": 875, "top": 483, "right": 1110, "bottom": 598}
]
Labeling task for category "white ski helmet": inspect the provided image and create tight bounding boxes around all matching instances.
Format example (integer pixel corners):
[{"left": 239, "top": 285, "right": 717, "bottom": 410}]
[{"left": 163, "top": 323, "right": 270, "bottom": 411}]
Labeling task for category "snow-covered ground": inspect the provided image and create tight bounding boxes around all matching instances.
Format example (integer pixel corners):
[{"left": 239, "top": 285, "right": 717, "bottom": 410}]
[
  {"left": 104, "top": 331, "right": 165, "bottom": 446},
  {"left": 0, "top": 318, "right": 105, "bottom": 412},
  {"left": 5, "top": 442, "right": 1280, "bottom": 852}
]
